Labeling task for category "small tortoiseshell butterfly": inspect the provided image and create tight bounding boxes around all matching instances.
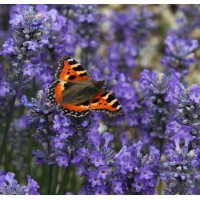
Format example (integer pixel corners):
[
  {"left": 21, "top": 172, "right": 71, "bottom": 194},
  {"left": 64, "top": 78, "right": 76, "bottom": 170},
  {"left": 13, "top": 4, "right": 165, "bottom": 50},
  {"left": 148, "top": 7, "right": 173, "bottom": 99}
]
[{"left": 47, "top": 56, "right": 122, "bottom": 117}]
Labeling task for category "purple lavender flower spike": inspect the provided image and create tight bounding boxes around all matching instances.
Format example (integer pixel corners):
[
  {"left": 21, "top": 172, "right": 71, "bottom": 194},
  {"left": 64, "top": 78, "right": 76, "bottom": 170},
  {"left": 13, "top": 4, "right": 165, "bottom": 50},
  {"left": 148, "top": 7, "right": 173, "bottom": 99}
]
[
  {"left": 161, "top": 35, "right": 199, "bottom": 75},
  {"left": 166, "top": 82, "right": 200, "bottom": 151},
  {"left": 1, "top": 5, "right": 48, "bottom": 94},
  {"left": 161, "top": 144, "right": 198, "bottom": 194},
  {"left": 24, "top": 176, "right": 40, "bottom": 195},
  {"left": 114, "top": 141, "right": 160, "bottom": 194},
  {"left": 137, "top": 69, "right": 182, "bottom": 149},
  {"left": 0, "top": 172, "right": 40, "bottom": 195},
  {"left": 189, "top": 84, "right": 200, "bottom": 104},
  {"left": 169, "top": 5, "right": 200, "bottom": 38}
]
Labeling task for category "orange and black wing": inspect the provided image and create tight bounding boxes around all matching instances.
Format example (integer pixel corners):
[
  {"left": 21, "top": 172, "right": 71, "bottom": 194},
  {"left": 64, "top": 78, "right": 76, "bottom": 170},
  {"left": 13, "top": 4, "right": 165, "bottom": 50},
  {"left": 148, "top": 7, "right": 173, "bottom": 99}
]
[
  {"left": 89, "top": 90, "right": 122, "bottom": 116},
  {"left": 55, "top": 56, "right": 91, "bottom": 82},
  {"left": 47, "top": 56, "right": 92, "bottom": 117},
  {"left": 47, "top": 80, "right": 90, "bottom": 117}
]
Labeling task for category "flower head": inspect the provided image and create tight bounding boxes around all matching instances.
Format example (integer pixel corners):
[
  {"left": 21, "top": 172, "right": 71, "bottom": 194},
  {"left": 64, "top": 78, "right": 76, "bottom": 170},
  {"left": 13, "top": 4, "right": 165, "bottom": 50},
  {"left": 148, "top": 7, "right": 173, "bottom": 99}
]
[
  {"left": 161, "top": 35, "right": 199, "bottom": 74},
  {"left": 0, "top": 172, "right": 39, "bottom": 195}
]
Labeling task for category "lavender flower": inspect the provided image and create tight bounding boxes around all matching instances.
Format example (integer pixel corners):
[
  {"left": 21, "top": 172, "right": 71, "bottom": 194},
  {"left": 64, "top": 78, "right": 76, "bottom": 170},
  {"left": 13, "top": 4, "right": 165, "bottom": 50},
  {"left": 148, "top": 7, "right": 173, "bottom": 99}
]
[
  {"left": 169, "top": 5, "right": 200, "bottom": 38},
  {"left": 161, "top": 143, "right": 199, "bottom": 194},
  {"left": 162, "top": 81, "right": 200, "bottom": 194},
  {"left": 0, "top": 78, "right": 11, "bottom": 97},
  {"left": 0, "top": 171, "right": 39, "bottom": 195},
  {"left": 36, "top": 5, "right": 75, "bottom": 57},
  {"left": 179, "top": 5, "right": 200, "bottom": 32},
  {"left": 166, "top": 84, "right": 200, "bottom": 150},
  {"left": 0, "top": 5, "right": 49, "bottom": 164},
  {"left": 114, "top": 142, "right": 160, "bottom": 195},
  {"left": 75, "top": 139, "right": 160, "bottom": 195},
  {"left": 136, "top": 69, "right": 182, "bottom": 149},
  {"left": 161, "top": 35, "right": 199, "bottom": 75},
  {"left": 1, "top": 5, "right": 48, "bottom": 93},
  {"left": 22, "top": 87, "right": 57, "bottom": 166},
  {"left": 103, "top": 5, "right": 154, "bottom": 82},
  {"left": 108, "top": 9, "right": 137, "bottom": 70},
  {"left": 1, "top": 4, "right": 76, "bottom": 90},
  {"left": 71, "top": 5, "right": 101, "bottom": 50},
  {"left": 129, "top": 5, "right": 155, "bottom": 47},
  {"left": 72, "top": 131, "right": 115, "bottom": 195},
  {"left": 33, "top": 5, "right": 76, "bottom": 87}
]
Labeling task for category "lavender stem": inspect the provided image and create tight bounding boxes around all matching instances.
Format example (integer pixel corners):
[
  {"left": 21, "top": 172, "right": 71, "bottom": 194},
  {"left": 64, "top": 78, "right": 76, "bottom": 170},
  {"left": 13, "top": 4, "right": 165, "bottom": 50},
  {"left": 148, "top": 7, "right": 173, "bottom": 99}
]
[
  {"left": 48, "top": 166, "right": 53, "bottom": 195},
  {"left": 0, "top": 92, "right": 17, "bottom": 164},
  {"left": 57, "top": 167, "right": 68, "bottom": 195}
]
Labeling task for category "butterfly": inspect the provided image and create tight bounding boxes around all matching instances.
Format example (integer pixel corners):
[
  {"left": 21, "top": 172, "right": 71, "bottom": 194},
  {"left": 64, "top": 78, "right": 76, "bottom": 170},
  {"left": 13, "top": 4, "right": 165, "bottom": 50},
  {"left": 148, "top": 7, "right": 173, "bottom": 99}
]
[{"left": 47, "top": 56, "right": 122, "bottom": 118}]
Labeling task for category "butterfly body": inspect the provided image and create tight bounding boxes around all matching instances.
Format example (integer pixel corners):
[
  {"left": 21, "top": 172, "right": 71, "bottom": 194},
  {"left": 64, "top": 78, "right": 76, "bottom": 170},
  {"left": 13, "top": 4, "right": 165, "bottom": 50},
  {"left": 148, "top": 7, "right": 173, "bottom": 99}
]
[
  {"left": 60, "top": 80, "right": 104, "bottom": 105},
  {"left": 48, "top": 56, "right": 122, "bottom": 117}
]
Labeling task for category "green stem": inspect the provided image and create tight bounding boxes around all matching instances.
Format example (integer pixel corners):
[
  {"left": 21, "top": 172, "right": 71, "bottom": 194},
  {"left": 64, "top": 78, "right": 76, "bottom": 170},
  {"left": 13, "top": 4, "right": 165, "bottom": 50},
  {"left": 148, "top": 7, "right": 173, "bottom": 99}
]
[
  {"left": 0, "top": 92, "right": 17, "bottom": 164},
  {"left": 52, "top": 165, "right": 59, "bottom": 194},
  {"left": 57, "top": 167, "right": 68, "bottom": 195},
  {"left": 48, "top": 166, "right": 53, "bottom": 195},
  {"left": 26, "top": 134, "right": 33, "bottom": 176},
  {"left": 4, "top": 148, "right": 12, "bottom": 172}
]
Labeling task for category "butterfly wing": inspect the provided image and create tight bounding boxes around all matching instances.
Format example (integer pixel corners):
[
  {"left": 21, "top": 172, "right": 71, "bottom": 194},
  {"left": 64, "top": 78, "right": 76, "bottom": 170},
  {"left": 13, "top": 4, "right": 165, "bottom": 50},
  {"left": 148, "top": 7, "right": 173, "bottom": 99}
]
[
  {"left": 89, "top": 90, "right": 122, "bottom": 116},
  {"left": 55, "top": 56, "right": 91, "bottom": 82},
  {"left": 48, "top": 80, "right": 90, "bottom": 117},
  {"left": 48, "top": 56, "right": 93, "bottom": 117}
]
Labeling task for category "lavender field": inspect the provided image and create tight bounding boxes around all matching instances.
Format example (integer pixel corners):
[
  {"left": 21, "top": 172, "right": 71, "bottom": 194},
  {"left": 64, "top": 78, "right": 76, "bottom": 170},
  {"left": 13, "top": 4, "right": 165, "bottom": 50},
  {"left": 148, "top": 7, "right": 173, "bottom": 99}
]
[{"left": 0, "top": 4, "right": 200, "bottom": 195}]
